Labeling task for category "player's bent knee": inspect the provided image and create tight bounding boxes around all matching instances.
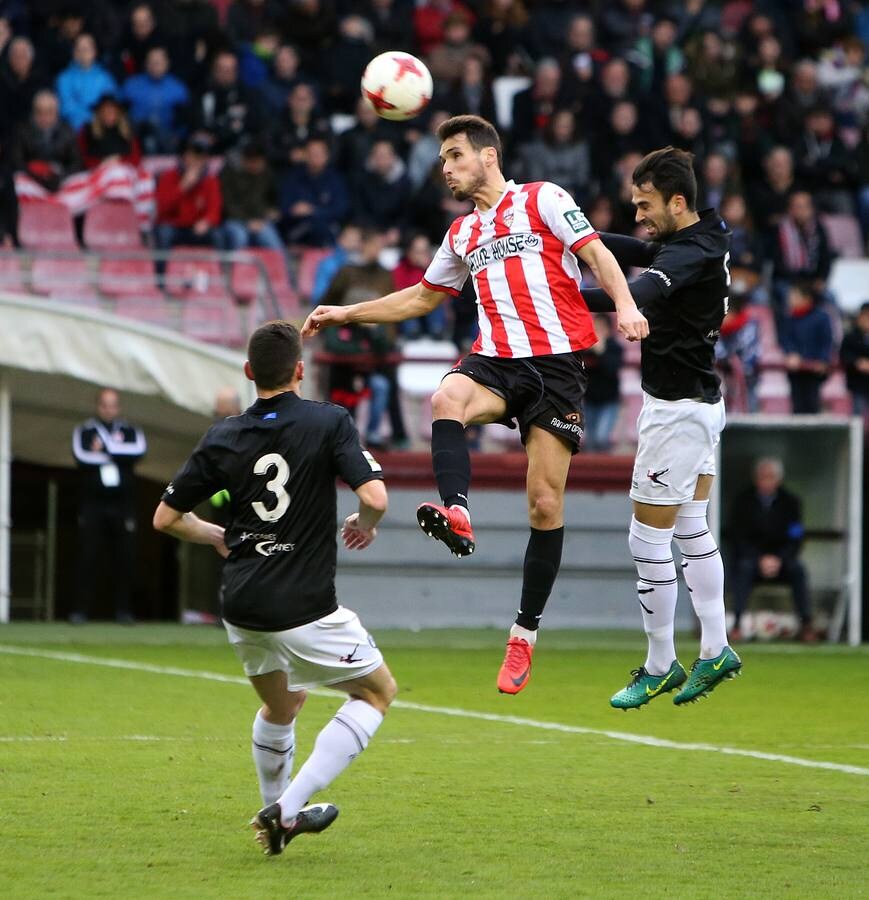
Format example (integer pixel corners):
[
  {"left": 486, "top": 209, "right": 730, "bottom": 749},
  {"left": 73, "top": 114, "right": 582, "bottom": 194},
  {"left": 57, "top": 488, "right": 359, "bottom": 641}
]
[{"left": 431, "top": 386, "right": 466, "bottom": 421}]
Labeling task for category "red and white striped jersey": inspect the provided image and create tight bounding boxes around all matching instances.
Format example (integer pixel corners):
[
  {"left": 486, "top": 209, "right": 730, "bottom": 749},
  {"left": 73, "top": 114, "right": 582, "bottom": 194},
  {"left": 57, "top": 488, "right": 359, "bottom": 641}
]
[{"left": 422, "top": 180, "right": 599, "bottom": 358}]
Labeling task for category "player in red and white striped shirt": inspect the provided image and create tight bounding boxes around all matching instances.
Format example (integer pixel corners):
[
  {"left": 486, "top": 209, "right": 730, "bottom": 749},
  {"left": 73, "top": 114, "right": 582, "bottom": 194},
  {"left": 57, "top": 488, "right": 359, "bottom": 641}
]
[{"left": 303, "top": 115, "right": 647, "bottom": 694}]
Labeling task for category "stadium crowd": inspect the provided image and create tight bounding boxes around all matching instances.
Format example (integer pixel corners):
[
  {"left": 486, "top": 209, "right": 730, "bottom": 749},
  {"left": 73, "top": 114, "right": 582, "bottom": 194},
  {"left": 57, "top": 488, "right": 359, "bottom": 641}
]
[{"left": 1, "top": 0, "right": 868, "bottom": 444}]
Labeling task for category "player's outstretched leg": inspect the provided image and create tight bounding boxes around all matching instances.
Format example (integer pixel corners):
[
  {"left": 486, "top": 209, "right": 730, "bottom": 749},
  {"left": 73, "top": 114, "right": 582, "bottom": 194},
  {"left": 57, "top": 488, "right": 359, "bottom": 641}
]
[
  {"left": 610, "top": 659, "right": 687, "bottom": 709},
  {"left": 251, "top": 802, "right": 339, "bottom": 856},
  {"left": 673, "top": 646, "right": 742, "bottom": 705}
]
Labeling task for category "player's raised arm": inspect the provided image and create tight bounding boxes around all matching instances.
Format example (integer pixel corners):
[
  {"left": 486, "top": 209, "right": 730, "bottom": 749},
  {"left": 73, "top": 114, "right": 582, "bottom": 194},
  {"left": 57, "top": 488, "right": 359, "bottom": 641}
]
[
  {"left": 577, "top": 238, "right": 649, "bottom": 342},
  {"left": 301, "top": 282, "right": 446, "bottom": 337}
]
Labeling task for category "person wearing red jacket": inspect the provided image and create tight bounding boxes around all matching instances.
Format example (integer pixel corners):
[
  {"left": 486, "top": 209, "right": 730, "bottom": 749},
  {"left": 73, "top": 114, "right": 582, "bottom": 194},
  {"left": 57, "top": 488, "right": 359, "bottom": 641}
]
[{"left": 154, "top": 135, "right": 222, "bottom": 248}]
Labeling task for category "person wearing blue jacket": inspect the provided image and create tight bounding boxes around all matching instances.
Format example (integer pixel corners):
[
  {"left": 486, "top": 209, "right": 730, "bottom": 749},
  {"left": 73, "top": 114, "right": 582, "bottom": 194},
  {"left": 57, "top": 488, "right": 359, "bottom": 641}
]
[
  {"left": 278, "top": 136, "right": 348, "bottom": 246},
  {"left": 121, "top": 46, "right": 189, "bottom": 153},
  {"left": 56, "top": 33, "right": 118, "bottom": 131},
  {"left": 780, "top": 280, "right": 834, "bottom": 413}
]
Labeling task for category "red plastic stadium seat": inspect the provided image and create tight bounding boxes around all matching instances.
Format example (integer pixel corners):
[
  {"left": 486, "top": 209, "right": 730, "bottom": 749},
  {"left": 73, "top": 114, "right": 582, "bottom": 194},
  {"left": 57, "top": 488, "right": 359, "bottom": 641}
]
[
  {"left": 757, "top": 368, "right": 791, "bottom": 414},
  {"left": 230, "top": 249, "right": 300, "bottom": 316},
  {"left": 99, "top": 257, "right": 162, "bottom": 298},
  {"left": 84, "top": 200, "right": 143, "bottom": 250},
  {"left": 113, "top": 295, "right": 173, "bottom": 329},
  {"left": 165, "top": 247, "right": 230, "bottom": 301},
  {"left": 31, "top": 256, "right": 90, "bottom": 296},
  {"left": 18, "top": 199, "right": 77, "bottom": 250},
  {"left": 749, "top": 304, "right": 783, "bottom": 364},
  {"left": 181, "top": 297, "right": 243, "bottom": 347},
  {"left": 295, "top": 247, "right": 332, "bottom": 303},
  {"left": 820, "top": 213, "right": 864, "bottom": 259},
  {"left": 0, "top": 253, "right": 26, "bottom": 292}
]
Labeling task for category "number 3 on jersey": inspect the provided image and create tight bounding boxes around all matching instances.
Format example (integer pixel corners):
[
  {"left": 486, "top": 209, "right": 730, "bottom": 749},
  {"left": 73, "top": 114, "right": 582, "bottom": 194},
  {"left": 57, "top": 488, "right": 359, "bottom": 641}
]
[
  {"left": 252, "top": 452, "right": 290, "bottom": 522},
  {"left": 722, "top": 250, "right": 731, "bottom": 316}
]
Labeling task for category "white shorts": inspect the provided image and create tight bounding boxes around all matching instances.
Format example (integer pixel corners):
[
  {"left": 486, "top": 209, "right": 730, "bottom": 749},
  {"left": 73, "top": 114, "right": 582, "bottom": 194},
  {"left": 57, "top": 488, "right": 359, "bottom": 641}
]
[
  {"left": 630, "top": 393, "right": 726, "bottom": 506},
  {"left": 224, "top": 606, "right": 384, "bottom": 691}
]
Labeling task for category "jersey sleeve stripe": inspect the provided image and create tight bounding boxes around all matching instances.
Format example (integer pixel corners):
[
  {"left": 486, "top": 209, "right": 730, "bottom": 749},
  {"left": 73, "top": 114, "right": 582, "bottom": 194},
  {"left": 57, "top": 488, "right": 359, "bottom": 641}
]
[
  {"left": 421, "top": 277, "right": 461, "bottom": 297},
  {"left": 570, "top": 232, "right": 600, "bottom": 253}
]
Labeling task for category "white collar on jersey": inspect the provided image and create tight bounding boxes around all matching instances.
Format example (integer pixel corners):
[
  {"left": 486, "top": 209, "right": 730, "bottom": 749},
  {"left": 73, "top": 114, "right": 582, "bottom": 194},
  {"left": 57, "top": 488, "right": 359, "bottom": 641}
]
[{"left": 476, "top": 179, "right": 517, "bottom": 219}]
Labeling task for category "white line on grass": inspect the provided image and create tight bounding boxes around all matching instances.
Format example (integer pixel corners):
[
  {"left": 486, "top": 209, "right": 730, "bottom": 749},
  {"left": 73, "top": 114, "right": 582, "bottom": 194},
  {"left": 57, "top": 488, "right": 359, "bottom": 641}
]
[{"left": 2, "top": 644, "right": 867, "bottom": 778}]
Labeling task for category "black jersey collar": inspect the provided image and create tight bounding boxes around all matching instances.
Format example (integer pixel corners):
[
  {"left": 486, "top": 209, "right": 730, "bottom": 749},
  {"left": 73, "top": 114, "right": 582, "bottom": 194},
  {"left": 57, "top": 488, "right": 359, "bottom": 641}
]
[{"left": 664, "top": 208, "right": 722, "bottom": 243}]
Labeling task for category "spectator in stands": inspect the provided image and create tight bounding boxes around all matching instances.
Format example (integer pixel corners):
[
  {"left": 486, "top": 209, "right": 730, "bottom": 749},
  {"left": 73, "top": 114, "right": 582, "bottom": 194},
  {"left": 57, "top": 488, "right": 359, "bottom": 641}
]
[
  {"left": 750, "top": 145, "right": 796, "bottom": 235},
  {"left": 311, "top": 222, "right": 363, "bottom": 304},
  {"left": 351, "top": 139, "right": 409, "bottom": 244},
  {"left": 715, "top": 294, "right": 762, "bottom": 413},
  {"left": 261, "top": 44, "right": 306, "bottom": 114},
  {"left": 599, "top": 0, "right": 649, "bottom": 53},
  {"left": 428, "top": 9, "right": 489, "bottom": 88},
  {"left": 441, "top": 53, "right": 497, "bottom": 124},
  {"left": 720, "top": 193, "right": 766, "bottom": 304},
  {"left": 817, "top": 35, "right": 869, "bottom": 127},
  {"left": 237, "top": 26, "right": 282, "bottom": 90},
  {"left": 366, "top": 0, "right": 416, "bottom": 57},
  {"left": 698, "top": 151, "right": 737, "bottom": 211},
  {"left": 511, "top": 57, "right": 565, "bottom": 143},
  {"left": 516, "top": 108, "right": 591, "bottom": 204},
  {"left": 581, "top": 314, "right": 623, "bottom": 452},
  {"left": 78, "top": 94, "right": 141, "bottom": 169},
  {"left": 414, "top": 0, "right": 472, "bottom": 57},
  {"left": 56, "top": 34, "right": 119, "bottom": 131},
  {"left": 12, "top": 89, "right": 82, "bottom": 192},
  {"left": 0, "top": 37, "right": 47, "bottom": 140},
  {"left": 857, "top": 123, "right": 869, "bottom": 245},
  {"left": 122, "top": 46, "right": 190, "bottom": 154},
  {"left": 772, "top": 189, "right": 833, "bottom": 329},
  {"left": 407, "top": 109, "right": 450, "bottom": 191},
  {"left": 226, "top": 0, "right": 283, "bottom": 46},
  {"left": 278, "top": 136, "right": 348, "bottom": 246},
  {"left": 338, "top": 95, "right": 397, "bottom": 174},
  {"left": 190, "top": 50, "right": 264, "bottom": 153},
  {"left": 218, "top": 139, "right": 282, "bottom": 251},
  {"left": 780, "top": 280, "right": 834, "bottom": 414},
  {"left": 774, "top": 59, "right": 827, "bottom": 140},
  {"left": 559, "top": 13, "right": 608, "bottom": 102},
  {"left": 70, "top": 387, "right": 147, "bottom": 625},
  {"left": 323, "top": 14, "right": 376, "bottom": 114},
  {"left": 584, "top": 57, "right": 635, "bottom": 132},
  {"left": 729, "top": 457, "right": 818, "bottom": 643},
  {"left": 734, "top": 88, "right": 776, "bottom": 188},
  {"left": 280, "top": 0, "right": 338, "bottom": 72},
  {"left": 321, "top": 227, "right": 408, "bottom": 449},
  {"left": 632, "top": 15, "right": 685, "bottom": 96},
  {"left": 154, "top": 135, "right": 222, "bottom": 249},
  {"left": 37, "top": 8, "right": 86, "bottom": 79},
  {"left": 409, "top": 157, "right": 472, "bottom": 243},
  {"left": 684, "top": 29, "right": 738, "bottom": 99},
  {"left": 116, "top": 3, "right": 166, "bottom": 77},
  {"left": 839, "top": 301, "right": 869, "bottom": 424},
  {"left": 473, "top": 0, "right": 530, "bottom": 77},
  {"left": 0, "top": 138, "right": 17, "bottom": 247},
  {"left": 268, "top": 81, "right": 331, "bottom": 171},
  {"left": 792, "top": 105, "right": 858, "bottom": 214},
  {"left": 594, "top": 99, "right": 646, "bottom": 173},
  {"left": 394, "top": 233, "right": 445, "bottom": 340}
]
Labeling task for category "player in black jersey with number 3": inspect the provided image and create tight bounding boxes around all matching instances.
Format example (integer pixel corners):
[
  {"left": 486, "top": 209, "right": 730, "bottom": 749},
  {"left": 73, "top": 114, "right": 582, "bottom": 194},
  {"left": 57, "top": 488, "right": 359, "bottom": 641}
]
[
  {"left": 153, "top": 321, "right": 396, "bottom": 856},
  {"left": 582, "top": 148, "right": 743, "bottom": 708}
]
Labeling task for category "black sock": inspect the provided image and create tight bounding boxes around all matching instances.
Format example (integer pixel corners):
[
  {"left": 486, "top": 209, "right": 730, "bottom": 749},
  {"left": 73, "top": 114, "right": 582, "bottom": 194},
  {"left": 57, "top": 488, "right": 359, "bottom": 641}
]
[
  {"left": 431, "top": 419, "right": 471, "bottom": 509},
  {"left": 516, "top": 526, "right": 564, "bottom": 630}
]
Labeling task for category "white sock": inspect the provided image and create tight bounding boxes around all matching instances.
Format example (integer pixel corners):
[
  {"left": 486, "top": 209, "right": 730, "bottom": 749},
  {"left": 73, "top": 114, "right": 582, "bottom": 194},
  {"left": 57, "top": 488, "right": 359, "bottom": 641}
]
[
  {"left": 629, "top": 516, "right": 678, "bottom": 675},
  {"left": 450, "top": 504, "right": 471, "bottom": 524},
  {"left": 510, "top": 623, "right": 537, "bottom": 645},
  {"left": 276, "top": 699, "right": 384, "bottom": 826},
  {"left": 674, "top": 500, "right": 728, "bottom": 659},
  {"left": 252, "top": 710, "right": 295, "bottom": 806}
]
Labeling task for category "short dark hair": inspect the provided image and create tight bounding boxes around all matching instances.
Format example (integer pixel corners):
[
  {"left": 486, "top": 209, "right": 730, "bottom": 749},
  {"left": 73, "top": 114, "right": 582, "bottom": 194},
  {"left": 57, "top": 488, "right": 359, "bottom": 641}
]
[
  {"left": 247, "top": 321, "right": 301, "bottom": 389},
  {"left": 436, "top": 114, "right": 503, "bottom": 170},
  {"left": 632, "top": 146, "right": 697, "bottom": 210}
]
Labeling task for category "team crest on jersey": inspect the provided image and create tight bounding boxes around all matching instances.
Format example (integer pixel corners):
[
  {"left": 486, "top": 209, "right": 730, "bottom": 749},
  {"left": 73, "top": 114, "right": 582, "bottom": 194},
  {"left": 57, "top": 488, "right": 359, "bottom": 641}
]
[
  {"left": 563, "top": 209, "right": 591, "bottom": 233},
  {"left": 453, "top": 234, "right": 469, "bottom": 255},
  {"left": 502, "top": 207, "right": 514, "bottom": 227}
]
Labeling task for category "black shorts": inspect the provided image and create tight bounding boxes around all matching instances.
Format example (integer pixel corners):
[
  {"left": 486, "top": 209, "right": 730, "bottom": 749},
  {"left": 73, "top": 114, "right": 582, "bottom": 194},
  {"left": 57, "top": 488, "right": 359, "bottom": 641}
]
[{"left": 449, "top": 351, "right": 588, "bottom": 453}]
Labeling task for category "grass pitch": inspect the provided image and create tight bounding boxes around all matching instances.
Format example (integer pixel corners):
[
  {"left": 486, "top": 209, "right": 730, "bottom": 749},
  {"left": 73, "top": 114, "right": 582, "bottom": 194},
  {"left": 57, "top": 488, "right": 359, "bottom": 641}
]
[{"left": 1, "top": 625, "right": 867, "bottom": 898}]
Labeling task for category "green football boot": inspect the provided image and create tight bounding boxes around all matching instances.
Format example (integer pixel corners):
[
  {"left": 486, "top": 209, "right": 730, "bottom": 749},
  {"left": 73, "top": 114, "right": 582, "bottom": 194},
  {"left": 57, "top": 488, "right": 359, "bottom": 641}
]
[
  {"left": 610, "top": 659, "right": 688, "bottom": 710},
  {"left": 673, "top": 646, "right": 742, "bottom": 705}
]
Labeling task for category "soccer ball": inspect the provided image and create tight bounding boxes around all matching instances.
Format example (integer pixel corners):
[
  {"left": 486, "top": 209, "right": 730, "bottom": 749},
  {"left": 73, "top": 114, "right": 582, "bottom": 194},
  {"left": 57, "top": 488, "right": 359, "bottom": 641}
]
[{"left": 361, "top": 51, "right": 433, "bottom": 121}]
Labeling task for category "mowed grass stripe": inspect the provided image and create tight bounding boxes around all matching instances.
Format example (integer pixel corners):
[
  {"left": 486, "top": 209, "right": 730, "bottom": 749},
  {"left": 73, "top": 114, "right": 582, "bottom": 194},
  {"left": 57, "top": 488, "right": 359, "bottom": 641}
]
[{"left": 2, "top": 643, "right": 867, "bottom": 778}]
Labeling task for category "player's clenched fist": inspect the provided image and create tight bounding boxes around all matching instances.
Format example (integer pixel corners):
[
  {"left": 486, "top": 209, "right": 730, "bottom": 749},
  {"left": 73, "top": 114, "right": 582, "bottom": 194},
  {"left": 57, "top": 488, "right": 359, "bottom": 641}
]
[
  {"left": 617, "top": 307, "right": 649, "bottom": 342},
  {"left": 301, "top": 305, "right": 350, "bottom": 338}
]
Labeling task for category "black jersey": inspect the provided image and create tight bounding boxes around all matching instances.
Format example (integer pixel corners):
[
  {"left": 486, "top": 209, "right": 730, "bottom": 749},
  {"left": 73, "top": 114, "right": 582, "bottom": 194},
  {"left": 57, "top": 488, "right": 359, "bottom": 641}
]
[
  {"left": 161, "top": 391, "right": 383, "bottom": 632},
  {"left": 586, "top": 210, "right": 732, "bottom": 403}
]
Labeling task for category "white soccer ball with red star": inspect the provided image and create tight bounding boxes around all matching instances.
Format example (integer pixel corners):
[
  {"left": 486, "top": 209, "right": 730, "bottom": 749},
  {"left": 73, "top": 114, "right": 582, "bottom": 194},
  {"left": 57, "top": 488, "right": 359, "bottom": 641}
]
[{"left": 361, "top": 51, "right": 433, "bottom": 121}]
